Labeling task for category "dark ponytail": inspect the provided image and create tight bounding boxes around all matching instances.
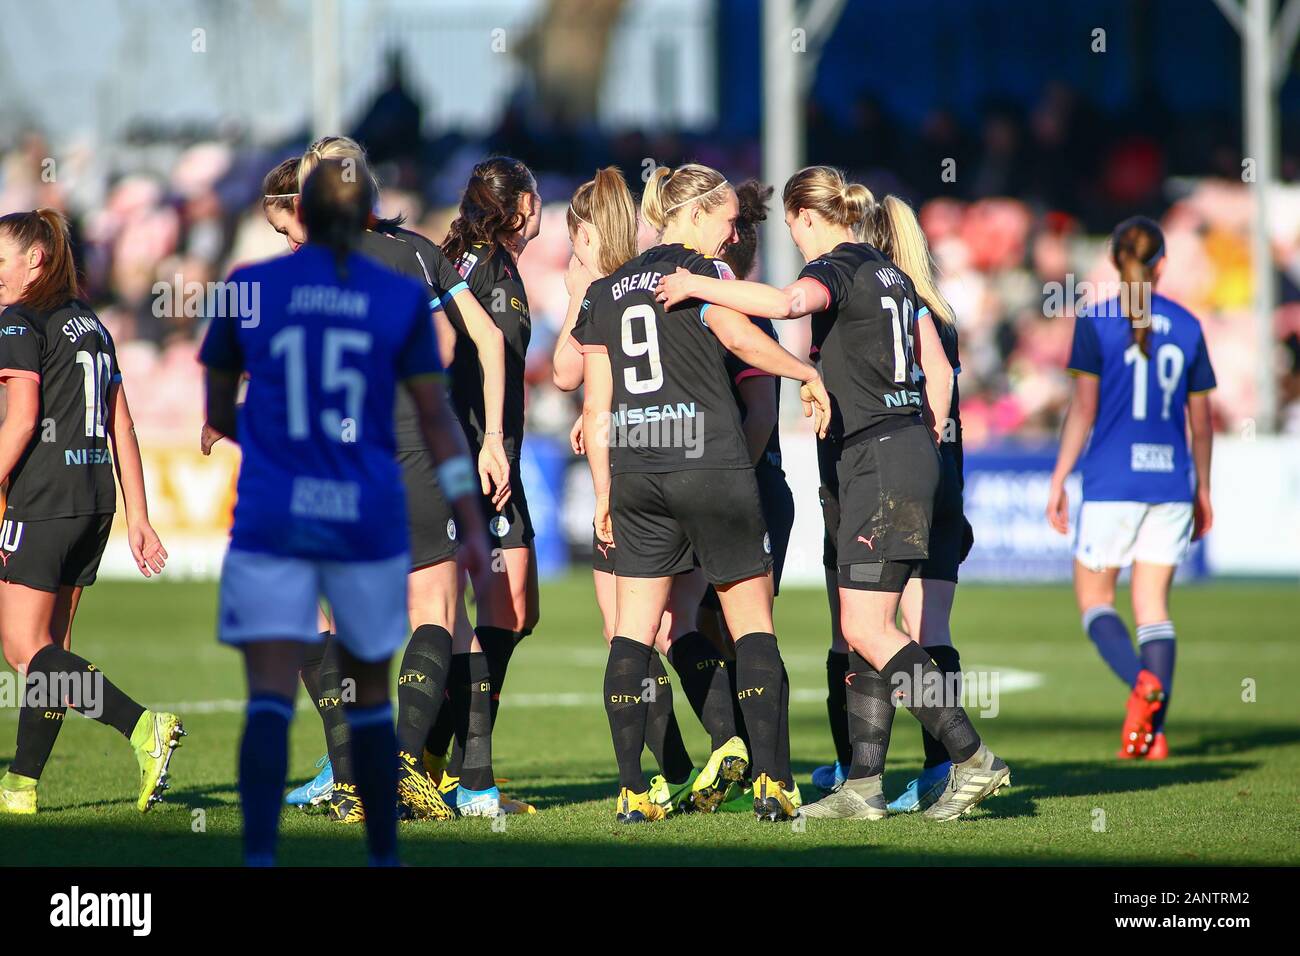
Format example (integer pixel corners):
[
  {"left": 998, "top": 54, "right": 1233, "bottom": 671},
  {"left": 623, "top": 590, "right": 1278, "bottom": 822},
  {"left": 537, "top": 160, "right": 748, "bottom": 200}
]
[
  {"left": 722, "top": 179, "right": 773, "bottom": 278},
  {"left": 442, "top": 157, "right": 537, "bottom": 264},
  {"left": 0, "top": 209, "right": 81, "bottom": 312},
  {"left": 299, "top": 159, "right": 375, "bottom": 281},
  {"left": 1111, "top": 216, "right": 1165, "bottom": 358}
]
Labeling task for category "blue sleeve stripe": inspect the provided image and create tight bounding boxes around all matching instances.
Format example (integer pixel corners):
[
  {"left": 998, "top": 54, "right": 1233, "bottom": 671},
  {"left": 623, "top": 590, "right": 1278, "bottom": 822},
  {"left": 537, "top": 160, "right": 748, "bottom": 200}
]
[{"left": 445, "top": 281, "right": 468, "bottom": 301}]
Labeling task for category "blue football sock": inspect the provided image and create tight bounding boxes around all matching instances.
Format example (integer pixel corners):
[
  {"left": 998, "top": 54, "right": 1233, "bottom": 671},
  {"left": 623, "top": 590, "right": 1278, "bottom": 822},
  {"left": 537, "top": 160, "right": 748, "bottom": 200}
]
[
  {"left": 1082, "top": 606, "right": 1141, "bottom": 687},
  {"left": 1137, "top": 622, "right": 1176, "bottom": 733},
  {"left": 239, "top": 693, "right": 295, "bottom": 867},
  {"left": 346, "top": 702, "right": 399, "bottom": 867}
]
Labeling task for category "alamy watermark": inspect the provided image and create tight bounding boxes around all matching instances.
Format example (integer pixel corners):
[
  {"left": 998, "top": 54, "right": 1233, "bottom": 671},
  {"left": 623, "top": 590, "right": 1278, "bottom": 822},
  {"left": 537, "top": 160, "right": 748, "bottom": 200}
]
[
  {"left": 889, "top": 664, "right": 1001, "bottom": 718},
  {"left": 1042, "top": 274, "right": 1153, "bottom": 327},
  {"left": 0, "top": 669, "right": 103, "bottom": 719}
]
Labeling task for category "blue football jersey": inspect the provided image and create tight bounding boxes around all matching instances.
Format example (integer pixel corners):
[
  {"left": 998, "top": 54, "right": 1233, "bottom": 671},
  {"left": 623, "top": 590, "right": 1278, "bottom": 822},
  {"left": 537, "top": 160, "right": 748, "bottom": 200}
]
[
  {"left": 1068, "top": 292, "right": 1215, "bottom": 503},
  {"left": 199, "top": 244, "right": 443, "bottom": 560}
]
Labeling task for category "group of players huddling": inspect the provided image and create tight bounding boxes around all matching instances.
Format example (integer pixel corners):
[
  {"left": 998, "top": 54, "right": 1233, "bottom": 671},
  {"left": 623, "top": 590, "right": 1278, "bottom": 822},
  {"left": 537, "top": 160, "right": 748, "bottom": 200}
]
[{"left": 0, "top": 134, "right": 1214, "bottom": 866}]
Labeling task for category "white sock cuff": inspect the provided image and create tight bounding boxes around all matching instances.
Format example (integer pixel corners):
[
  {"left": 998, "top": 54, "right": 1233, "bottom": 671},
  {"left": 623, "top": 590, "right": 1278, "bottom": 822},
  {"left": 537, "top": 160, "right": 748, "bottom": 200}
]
[
  {"left": 1081, "top": 605, "right": 1118, "bottom": 631},
  {"left": 1137, "top": 621, "right": 1176, "bottom": 644}
]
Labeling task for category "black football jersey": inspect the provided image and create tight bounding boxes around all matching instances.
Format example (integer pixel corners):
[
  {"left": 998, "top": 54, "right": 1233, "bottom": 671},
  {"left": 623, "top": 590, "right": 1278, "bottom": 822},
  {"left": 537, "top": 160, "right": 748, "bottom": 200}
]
[
  {"left": 446, "top": 242, "right": 530, "bottom": 458},
  {"left": 800, "top": 242, "right": 925, "bottom": 442},
  {"left": 723, "top": 317, "right": 783, "bottom": 471},
  {"left": 0, "top": 299, "right": 119, "bottom": 519},
  {"left": 572, "top": 244, "right": 750, "bottom": 474},
  {"left": 356, "top": 228, "right": 451, "bottom": 452},
  {"left": 929, "top": 305, "right": 964, "bottom": 483}
]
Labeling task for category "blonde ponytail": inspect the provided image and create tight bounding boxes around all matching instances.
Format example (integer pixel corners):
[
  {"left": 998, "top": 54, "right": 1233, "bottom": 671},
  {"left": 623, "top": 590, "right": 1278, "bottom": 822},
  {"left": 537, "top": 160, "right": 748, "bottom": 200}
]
[
  {"left": 875, "top": 195, "right": 955, "bottom": 326},
  {"left": 640, "top": 163, "right": 729, "bottom": 233},
  {"left": 569, "top": 166, "right": 638, "bottom": 275},
  {"left": 782, "top": 166, "right": 874, "bottom": 231}
]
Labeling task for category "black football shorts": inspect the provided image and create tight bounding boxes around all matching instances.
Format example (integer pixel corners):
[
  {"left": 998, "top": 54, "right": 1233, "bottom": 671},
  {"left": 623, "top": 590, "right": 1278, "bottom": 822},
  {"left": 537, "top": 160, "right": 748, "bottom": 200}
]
[
  {"left": 917, "top": 445, "right": 970, "bottom": 584},
  {"left": 701, "top": 463, "right": 794, "bottom": 609},
  {"left": 399, "top": 448, "right": 460, "bottom": 570},
  {"left": 0, "top": 513, "right": 113, "bottom": 592},
  {"left": 610, "top": 468, "right": 773, "bottom": 586},
  {"left": 834, "top": 421, "right": 940, "bottom": 592},
  {"left": 480, "top": 457, "right": 534, "bottom": 550}
]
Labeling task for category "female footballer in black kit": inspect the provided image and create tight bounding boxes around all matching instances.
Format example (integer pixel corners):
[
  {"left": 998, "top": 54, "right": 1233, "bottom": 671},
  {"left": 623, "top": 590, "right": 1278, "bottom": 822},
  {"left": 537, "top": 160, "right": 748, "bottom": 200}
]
[
  {"left": 237, "top": 139, "right": 507, "bottom": 822},
  {"left": 552, "top": 167, "right": 703, "bottom": 806},
  {"left": 0, "top": 209, "right": 181, "bottom": 817},
  {"left": 430, "top": 157, "right": 543, "bottom": 817},
  {"left": 574, "top": 161, "right": 832, "bottom": 823},
  {"left": 657, "top": 166, "right": 1010, "bottom": 822}
]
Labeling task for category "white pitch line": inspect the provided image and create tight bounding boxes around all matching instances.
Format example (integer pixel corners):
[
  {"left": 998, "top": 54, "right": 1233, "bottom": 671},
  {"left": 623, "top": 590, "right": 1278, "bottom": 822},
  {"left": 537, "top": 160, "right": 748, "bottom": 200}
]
[{"left": 0, "top": 666, "right": 1043, "bottom": 720}]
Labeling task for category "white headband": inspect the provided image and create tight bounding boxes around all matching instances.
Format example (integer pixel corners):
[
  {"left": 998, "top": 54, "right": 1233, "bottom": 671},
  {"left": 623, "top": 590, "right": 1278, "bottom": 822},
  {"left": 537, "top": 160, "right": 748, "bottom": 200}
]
[
  {"left": 664, "top": 179, "right": 729, "bottom": 214},
  {"left": 568, "top": 203, "right": 593, "bottom": 227}
]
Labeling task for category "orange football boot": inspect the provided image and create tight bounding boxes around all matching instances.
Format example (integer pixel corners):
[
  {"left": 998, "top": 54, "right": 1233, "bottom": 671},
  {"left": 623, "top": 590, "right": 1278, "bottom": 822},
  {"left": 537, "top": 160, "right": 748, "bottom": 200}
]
[{"left": 1118, "top": 669, "right": 1165, "bottom": 757}]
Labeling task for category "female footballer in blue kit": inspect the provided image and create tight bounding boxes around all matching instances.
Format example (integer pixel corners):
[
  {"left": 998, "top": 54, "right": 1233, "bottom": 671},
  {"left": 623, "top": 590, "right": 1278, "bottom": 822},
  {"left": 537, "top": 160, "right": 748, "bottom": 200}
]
[
  {"left": 1048, "top": 216, "right": 1216, "bottom": 760},
  {"left": 201, "top": 160, "right": 487, "bottom": 866}
]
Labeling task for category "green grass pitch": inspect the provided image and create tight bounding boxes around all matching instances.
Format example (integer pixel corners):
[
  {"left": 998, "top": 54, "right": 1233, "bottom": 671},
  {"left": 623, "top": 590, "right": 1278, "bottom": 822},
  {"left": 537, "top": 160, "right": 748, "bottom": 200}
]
[{"left": 2, "top": 575, "right": 1296, "bottom": 866}]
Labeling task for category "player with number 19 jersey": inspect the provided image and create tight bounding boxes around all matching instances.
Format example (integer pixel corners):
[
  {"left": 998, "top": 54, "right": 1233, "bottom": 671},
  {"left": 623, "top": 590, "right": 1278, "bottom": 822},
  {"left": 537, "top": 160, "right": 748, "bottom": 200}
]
[
  {"left": 1068, "top": 292, "right": 1216, "bottom": 503},
  {"left": 199, "top": 244, "right": 443, "bottom": 562}
]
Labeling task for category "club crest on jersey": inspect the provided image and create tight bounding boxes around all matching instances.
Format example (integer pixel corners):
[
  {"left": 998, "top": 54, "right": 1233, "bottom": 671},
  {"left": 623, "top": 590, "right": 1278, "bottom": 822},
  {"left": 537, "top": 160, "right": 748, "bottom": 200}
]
[
  {"left": 490, "top": 515, "right": 511, "bottom": 538},
  {"left": 447, "top": 519, "right": 457, "bottom": 541},
  {"left": 763, "top": 533, "right": 771, "bottom": 555}
]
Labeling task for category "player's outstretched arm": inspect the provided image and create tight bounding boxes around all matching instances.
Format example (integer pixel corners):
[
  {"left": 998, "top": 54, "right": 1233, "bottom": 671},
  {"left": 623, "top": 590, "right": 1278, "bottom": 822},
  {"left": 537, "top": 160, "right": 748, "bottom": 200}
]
[
  {"left": 405, "top": 376, "right": 490, "bottom": 580},
  {"left": 444, "top": 289, "right": 510, "bottom": 508},
  {"left": 916, "top": 308, "right": 954, "bottom": 443},
  {"left": 107, "top": 382, "right": 168, "bottom": 577},
  {"left": 1046, "top": 374, "right": 1099, "bottom": 535},
  {"left": 0, "top": 378, "right": 39, "bottom": 488},
  {"left": 656, "top": 269, "right": 829, "bottom": 320},
  {"left": 703, "top": 304, "right": 831, "bottom": 438},
  {"left": 582, "top": 352, "right": 615, "bottom": 544}
]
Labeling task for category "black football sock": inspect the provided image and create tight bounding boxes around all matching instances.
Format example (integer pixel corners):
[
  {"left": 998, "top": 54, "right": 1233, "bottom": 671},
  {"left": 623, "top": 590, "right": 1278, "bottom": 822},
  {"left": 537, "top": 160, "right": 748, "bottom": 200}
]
[
  {"left": 921, "top": 645, "right": 961, "bottom": 767},
  {"left": 10, "top": 662, "right": 67, "bottom": 781},
  {"left": 604, "top": 637, "right": 653, "bottom": 791},
  {"left": 443, "top": 654, "right": 471, "bottom": 779},
  {"left": 454, "top": 652, "right": 494, "bottom": 791},
  {"left": 666, "top": 631, "right": 737, "bottom": 749},
  {"left": 424, "top": 658, "right": 460, "bottom": 761},
  {"left": 826, "top": 650, "right": 852, "bottom": 768},
  {"left": 396, "top": 625, "right": 453, "bottom": 757},
  {"left": 880, "top": 642, "right": 981, "bottom": 764},
  {"left": 23, "top": 643, "right": 144, "bottom": 738},
  {"left": 733, "top": 633, "right": 786, "bottom": 781},
  {"left": 299, "top": 634, "right": 329, "bottom": 716},
  {"left": 316, "top": 636, "right": 354, "bottom": 787},
  {"left": 725, "top": 661, "right": 752, "bottom": 758},
  {"left": 846, "top": 652, "right": 896, "bottom": 779},
  {"left": 644, "top": 655, "right": 693, "bottom": 784},
  {"left": 345, "top": 702, "right": 399, "bottom": 867},
  {"left": 239, "top": 693, "right": 294, "bottom": 867},
  {"left": 775, "top": 664, "right": 793, "bottom": 788},
  {"left": 475, "top": 626, "right": 515, "bottom": 728}
]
